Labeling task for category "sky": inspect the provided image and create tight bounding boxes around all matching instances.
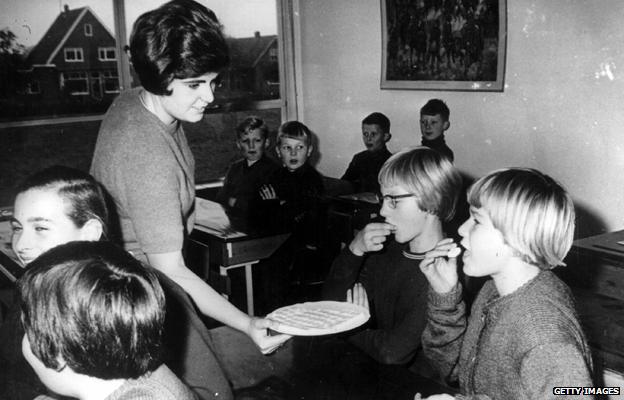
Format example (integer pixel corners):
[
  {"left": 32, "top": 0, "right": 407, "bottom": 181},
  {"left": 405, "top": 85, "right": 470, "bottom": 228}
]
[{"left": 0, "top": 0, "right": 277, "bottom": 48}]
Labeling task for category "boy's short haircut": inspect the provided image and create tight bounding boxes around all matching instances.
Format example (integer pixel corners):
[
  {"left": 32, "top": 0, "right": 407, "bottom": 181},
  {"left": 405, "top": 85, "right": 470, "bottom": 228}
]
[
  {"left": 378, "top": 146, "right": 461, "bottom": 222},
  {"left": 236, "top": 116, "right": 269, "bottom": 139},
  {"left": 420, "top": 99, "right": 450, "bottom": 121},
  {"left": 362, "top": 112, "right": 391, "bottom": 134},
  {"left": 276, "top": 120, "right": 313, "bottom": 146},
  {"left": 129, "top": 0, "right": 229, "bottom": 96},
  {"left": 467, "top": 167, "right": 575, "bottom": 269},
  {"left": 19, "top": 241, "right": 165, "bottom": 380}
]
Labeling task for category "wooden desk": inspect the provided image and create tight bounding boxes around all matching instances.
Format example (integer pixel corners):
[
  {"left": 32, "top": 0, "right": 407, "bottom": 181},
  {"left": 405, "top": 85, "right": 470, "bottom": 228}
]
[
  {"left": 562, "top": 230, "right": 624, "bottom": 375},
  {"left": 189, "top": 225, "right": 290, "bottom": 317}
]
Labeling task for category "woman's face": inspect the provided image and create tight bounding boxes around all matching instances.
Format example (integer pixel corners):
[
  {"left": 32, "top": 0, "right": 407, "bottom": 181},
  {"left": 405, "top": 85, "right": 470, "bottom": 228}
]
[
  {"left": 11, "top": 188, "right": 87, "bottom": 265},
  {"left": 159, "top": 72, "right": 220, "bottom": 124}
]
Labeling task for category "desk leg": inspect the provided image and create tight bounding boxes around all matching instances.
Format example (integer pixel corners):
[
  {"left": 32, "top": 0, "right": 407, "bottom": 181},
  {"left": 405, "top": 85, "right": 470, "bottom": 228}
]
[
  {"left": 245, "top": 264, "right": 254, "bottom": 317},
  {"left": 219, "top": 266, "right": 229, "bottom": 300}
]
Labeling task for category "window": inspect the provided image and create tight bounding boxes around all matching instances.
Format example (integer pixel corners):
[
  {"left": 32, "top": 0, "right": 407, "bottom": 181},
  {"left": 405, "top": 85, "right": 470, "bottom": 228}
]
[
  {"left": 64, "top": 48, "right": 84, "bottom": 62},
  {"left": 103, "top": 70, "right": 120, "bottom": 93},
  {"left": 98, "top": 47, "right": 116, "bottom": 61},
  {"left": 0, "top": 0, "right": 297, "bottom": 206},
  {"left": 62, "top": 71, "right": 89, "bottom": 95}
]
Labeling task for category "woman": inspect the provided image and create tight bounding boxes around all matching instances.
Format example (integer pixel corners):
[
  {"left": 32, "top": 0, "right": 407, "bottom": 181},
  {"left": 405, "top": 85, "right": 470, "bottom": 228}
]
[
  {"left": 90, "top": 0, "right": 288, "bottom": 353},
  {"left": 0, "top": 166, "right": 234, "bottom": 400}
]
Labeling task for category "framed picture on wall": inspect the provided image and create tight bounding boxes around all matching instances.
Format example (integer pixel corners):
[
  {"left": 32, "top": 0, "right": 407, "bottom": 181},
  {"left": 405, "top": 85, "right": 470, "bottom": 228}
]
[{"left": 380, "top": 0, "right": 507, "bottom": 91}]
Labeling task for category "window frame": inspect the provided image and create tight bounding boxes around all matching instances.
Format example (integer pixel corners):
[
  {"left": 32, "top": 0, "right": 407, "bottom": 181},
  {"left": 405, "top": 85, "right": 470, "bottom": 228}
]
[
  {"left": 64, "top": 47, "right": 84, "bottom": 63},
  {"left": 62, "top": 71, "right": 89, "bottom": 95},
  {"left": 0, "top": 0, "right": 299, "bottom": 129},
  {"left": 84, "top": 23, "right": 93, "bottom": 36},
  {"left": 98, "top": 46, "right": 117, "bottom": 61}
]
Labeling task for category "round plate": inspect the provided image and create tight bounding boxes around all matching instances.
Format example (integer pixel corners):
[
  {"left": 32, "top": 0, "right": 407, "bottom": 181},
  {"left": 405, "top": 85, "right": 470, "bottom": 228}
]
[{"left": 267, "top": 301, "right": 370, "bottom": 336}]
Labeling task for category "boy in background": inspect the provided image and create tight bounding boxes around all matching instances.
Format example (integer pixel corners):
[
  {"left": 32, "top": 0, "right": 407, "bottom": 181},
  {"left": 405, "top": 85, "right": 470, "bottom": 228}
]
[
  {"left": 420, "top": 99, "right": 454, "bottom": 162},
  {"left": 217, "top": 116, "right": 279, "bottom": 228},
  {"left": 341, "top": 112, "right": 393, "bottom": 194},
  {"left": 18, "top": 241, "right": 196, "bottom": 400},
  {"left": 254, "top": 121, "right": 325, "bottom": 313}
]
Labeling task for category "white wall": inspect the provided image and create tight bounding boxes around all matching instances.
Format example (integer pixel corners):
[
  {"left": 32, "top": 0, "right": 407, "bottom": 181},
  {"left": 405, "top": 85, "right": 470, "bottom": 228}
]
[{"left": 295, "top": 0, "right": 624, "bottom": 237}]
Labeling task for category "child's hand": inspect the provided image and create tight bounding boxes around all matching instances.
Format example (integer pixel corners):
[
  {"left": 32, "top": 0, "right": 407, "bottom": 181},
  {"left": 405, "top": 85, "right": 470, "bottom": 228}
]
[
  {"left": 419, "top": 238, "right": 461, "bottom": 294},
  {"left": 414, "top": 393, "right": 455, "bottom": 400},
  {"left": 246, "top": 317, "right": 292, "bottom": 354},
  {"left": 346, "top": 283, "right": 369, "bottom": 311},
  {"left": 349, "top": 222, "right": 396, "bottom": 256},
  {"left": 259, "top": 184, "right": 277, "bottom": 200}
]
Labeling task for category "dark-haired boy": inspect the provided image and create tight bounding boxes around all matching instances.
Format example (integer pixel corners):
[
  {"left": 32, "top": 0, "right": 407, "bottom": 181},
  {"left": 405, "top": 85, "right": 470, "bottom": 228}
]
[
  {"left": 18, "top": 241, "right": 195, "bottom": 400},
  {"left": 341, "top": 112, "right": 392, "bottom": 194},
  {"left": 419, "top": 99, "right": 454, "bottom": 162}
]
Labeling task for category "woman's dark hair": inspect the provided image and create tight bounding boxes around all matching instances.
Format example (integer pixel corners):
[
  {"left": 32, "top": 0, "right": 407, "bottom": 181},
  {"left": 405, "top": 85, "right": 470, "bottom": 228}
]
[
  {"left": 130, "top": 0, "right": 230, "bottom": 95},
  {"left": 17, "top": 166, "right": 110, "bottom": 239},
  {"left": 19, "top": 241, "right": 165, "bottom": 379}
]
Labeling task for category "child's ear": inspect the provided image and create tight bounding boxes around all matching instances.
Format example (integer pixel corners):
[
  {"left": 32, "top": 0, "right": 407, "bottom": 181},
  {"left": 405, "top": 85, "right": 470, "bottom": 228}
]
[
  {"left": 236, "top": 140, "right": 242, "bottom": 151},
  {"left": 275, "top": 145, "right": 281, "bottom": 158},
  {"left": 443, "top": 121, "right": 450, "bottom": 131},
  {"left": 384, "top": 133, "right": 392, "bottom": 143},
  {"left": 306, "top": 145, "right": 313, "bottom": 157},
  {"left": 80, "top": 219, "right": 104, "bottom": 241},
  {"left": 263, "top": 138, "right": 270, "bottom": 149}
]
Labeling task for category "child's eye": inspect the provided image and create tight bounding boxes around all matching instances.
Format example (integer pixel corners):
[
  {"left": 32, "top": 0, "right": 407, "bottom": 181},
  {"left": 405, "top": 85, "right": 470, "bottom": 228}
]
[
  {"left": 10, "top": 224, "right": 22, "bottom": 232},
  {"left": 34, "top": 226, "right": 49, "bottom": 232}
]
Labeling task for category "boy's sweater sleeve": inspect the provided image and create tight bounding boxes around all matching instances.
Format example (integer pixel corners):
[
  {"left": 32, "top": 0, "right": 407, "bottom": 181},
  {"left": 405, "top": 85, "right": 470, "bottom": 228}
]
[
  {"left": 421, "top": 283, "right": 467, "bottom": 383},
  {"left": 322, "top": 248, "right": 364, "bottom": 301}
]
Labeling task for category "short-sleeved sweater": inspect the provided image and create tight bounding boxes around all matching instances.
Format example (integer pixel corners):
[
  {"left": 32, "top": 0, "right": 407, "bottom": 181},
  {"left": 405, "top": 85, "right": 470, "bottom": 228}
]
[{"left": 91, "top": 88, "right": 195, "bottom": 258}]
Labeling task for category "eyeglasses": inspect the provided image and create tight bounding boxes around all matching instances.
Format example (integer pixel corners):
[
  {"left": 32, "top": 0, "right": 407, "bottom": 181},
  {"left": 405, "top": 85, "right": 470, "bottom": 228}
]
[{"left": 377, "top": 193, "right": 418, "bottom": 209}]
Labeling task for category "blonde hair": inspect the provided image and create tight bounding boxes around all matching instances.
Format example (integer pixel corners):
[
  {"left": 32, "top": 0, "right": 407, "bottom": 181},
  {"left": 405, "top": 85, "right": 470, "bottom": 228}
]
[
  {"left": 467, "top": 167, "right": 575, "bottom": 269},
  {"left": 378, "top": 146, "right": 461, "bottom": 222}
]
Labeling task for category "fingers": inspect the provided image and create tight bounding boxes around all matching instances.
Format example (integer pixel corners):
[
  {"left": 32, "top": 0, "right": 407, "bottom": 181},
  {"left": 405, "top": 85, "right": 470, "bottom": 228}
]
[
  {"left": 260, "top": 333, "right": 292, "bottom": 355},
  {"left": 259, "top": 184, "right": 277, "bottom": 200},
  {"left": 351, "top": 222, "right": 396, "bottom": 255}
]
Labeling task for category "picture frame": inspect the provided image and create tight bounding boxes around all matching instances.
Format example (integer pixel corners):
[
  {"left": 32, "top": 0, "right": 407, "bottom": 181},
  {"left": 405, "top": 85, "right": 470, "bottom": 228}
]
[{"left": 380, "top": 0, "right": 507, "bottom": 92}]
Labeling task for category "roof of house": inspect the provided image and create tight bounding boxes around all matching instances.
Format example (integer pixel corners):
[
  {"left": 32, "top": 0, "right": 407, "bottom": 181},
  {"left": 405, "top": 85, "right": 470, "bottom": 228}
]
[
  {"left": 227, "top": 33, "right": 277, "bottom": 68},
  {"left": 26, "top": 6, "right": 114, "bottom": 66}
]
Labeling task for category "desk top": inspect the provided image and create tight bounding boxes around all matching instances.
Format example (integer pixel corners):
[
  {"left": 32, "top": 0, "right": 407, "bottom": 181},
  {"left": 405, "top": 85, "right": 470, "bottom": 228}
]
[{"left": 572, "top": 230, "right": 624, "bottom": 260}]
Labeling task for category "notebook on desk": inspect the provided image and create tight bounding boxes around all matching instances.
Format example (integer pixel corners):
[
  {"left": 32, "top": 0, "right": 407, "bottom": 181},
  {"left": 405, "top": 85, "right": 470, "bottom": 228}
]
[{"left": 194, "top": 198, "right": 246, "bottom": 239}]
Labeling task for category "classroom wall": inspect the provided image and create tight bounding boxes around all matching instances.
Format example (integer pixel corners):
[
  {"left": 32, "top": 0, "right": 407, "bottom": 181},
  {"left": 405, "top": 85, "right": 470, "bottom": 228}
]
[{"left": 295, "top": 0, "right": 624, "bottom": 238}]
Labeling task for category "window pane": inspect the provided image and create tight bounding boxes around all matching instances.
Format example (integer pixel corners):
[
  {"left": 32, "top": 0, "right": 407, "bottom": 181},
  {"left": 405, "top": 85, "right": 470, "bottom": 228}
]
[{"left": 0, "top": 1, "right": 117, "bottom": 120}]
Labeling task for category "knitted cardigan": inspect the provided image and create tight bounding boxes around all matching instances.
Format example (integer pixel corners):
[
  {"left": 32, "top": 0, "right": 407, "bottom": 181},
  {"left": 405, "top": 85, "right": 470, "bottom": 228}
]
[{"left": 422, "top": 271, "right": 594, "bottom": 400}]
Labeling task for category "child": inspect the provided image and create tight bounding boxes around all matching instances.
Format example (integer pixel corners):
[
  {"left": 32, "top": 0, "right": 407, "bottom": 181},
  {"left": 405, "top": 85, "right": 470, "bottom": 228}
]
[
  {"left": 323, "top": 146, "right": 462, "bottom": 367},
  {"left": 420, "top": 99, "right": 454, "bottom": 162},
  {"left": 18, "top": 241, "right": 196, "bottom": 400},
  {"left": 216, "top": 116, "right": 279, "bottom": 228},
  {"left": 417, "top": 168, "right": 594, "bottom": 399},
  {"left": 254, "top": 121, "right": 324, "bottom": 313},
  {"left": 341, "top": 112, "right": 393, "bottom": 194},
  {"left": 257, "top": 120, "right": 324, "bottom": 233}
]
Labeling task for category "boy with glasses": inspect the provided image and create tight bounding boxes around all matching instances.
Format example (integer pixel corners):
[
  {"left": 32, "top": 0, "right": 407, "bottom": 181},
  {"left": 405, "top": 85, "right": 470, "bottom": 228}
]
[{"left": 323, "top": 146, "right": 461, "bottom": 367}]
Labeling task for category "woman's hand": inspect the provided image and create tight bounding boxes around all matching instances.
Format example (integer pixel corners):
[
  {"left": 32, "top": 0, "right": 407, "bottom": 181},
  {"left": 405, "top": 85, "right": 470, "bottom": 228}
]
[
  {"left": 419, "top": 238, "right": 461, "bottom": 294},
  {"left": 414, "top": 393, "right": 455, "bottom": 400},
  {"left": 346, "top": 283, "right": 369, "bottom": 311},
  {"left": 259, "top": 184, "right": 277, "bottom": 200},
  {"left": 348, "top": 222, "right": 396, "bottom": 256},
  {"left": 246, "top": 317, "right": 292, "bottom": 354}
]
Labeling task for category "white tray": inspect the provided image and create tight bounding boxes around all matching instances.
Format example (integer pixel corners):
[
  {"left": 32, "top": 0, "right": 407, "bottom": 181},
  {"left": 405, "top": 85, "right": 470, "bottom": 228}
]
[{"left": 267, "top": 301, "right": 370, "bottom": 336}]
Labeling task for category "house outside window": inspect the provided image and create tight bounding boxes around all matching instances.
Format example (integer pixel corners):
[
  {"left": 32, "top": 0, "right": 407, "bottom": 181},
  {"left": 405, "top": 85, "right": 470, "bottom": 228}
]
[
  {"left": 98, "top": 47, "right": 116, "bottom": 61},
  {"left": 0, "top": 0, "right": 297, "bottom": 207},
  {"left": 64, "top": 47, "right": 84, "bottom": 62}
]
